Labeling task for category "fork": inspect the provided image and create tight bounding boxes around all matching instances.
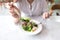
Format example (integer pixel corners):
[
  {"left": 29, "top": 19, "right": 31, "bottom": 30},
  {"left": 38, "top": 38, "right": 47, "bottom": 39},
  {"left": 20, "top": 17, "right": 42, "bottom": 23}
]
[{"left": 39, "top": 17, "right": 47, "bottom": 25}]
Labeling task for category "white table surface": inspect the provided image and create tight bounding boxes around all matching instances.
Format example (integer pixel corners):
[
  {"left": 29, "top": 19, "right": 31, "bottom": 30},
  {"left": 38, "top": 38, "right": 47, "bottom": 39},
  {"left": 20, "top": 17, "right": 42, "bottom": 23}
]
[{"left": 0, "top": 15, "right": 60, "bottom": 40}]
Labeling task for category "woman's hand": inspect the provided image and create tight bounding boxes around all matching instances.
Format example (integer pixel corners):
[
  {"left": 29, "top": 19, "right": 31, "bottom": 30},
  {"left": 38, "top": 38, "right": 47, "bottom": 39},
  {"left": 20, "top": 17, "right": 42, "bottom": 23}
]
[
  {"left": 9, "top": 3, "right": 21, "bottom": 24},
  {"left": 42, "top": 12, "right": 49, "bottom": 19}
]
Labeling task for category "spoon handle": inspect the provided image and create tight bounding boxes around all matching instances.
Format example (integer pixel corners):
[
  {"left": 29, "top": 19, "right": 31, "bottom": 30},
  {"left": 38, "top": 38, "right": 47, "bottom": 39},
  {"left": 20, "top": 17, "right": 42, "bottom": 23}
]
[{"left": 39, "top": 17, "right": 46, "bottom": 25}]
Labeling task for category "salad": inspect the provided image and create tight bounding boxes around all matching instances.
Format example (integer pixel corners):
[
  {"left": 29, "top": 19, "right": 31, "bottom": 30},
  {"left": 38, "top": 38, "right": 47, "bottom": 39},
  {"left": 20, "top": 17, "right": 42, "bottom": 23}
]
[{"left": 20, "top": 17, "right": 38, "bottom": 32}]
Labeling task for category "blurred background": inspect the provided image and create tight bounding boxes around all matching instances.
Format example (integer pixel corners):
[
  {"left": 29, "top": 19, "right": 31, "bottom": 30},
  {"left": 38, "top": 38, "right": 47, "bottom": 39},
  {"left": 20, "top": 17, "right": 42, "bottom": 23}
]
[{"left": 47, "top": 0, "right": 60, "bottom": 16}]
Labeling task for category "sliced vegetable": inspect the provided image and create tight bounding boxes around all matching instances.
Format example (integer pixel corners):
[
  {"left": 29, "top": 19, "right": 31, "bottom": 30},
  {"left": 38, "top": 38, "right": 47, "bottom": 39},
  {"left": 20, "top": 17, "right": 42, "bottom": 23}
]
[{"left": 21, "top": 17, "right": 38, "bottom": 32}]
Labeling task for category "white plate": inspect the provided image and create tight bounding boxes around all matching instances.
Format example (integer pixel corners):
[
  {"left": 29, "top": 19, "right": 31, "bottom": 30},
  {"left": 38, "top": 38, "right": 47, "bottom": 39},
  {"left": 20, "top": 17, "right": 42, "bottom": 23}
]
[{"left": 20, "top": 19, "right": 43, "bottom": 35}]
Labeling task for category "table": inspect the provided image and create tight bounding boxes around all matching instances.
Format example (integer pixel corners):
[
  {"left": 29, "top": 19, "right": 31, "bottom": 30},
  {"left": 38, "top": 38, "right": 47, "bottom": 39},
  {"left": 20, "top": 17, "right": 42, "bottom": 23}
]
[{"left": 0, "top": 15, "right": 60, "bottom": 40}]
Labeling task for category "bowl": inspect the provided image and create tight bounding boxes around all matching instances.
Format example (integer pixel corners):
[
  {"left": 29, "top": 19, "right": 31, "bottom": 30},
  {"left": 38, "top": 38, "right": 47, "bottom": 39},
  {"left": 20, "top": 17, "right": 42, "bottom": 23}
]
[{"left": 20, "top": 19, "right": 43, "bottom": 35}]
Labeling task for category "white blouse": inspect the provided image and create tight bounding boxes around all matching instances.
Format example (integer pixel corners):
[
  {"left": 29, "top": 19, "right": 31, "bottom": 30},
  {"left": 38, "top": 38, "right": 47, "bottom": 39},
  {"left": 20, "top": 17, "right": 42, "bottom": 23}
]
[{"left": 16, "top": 0, "right": 48, "bottom": 17}]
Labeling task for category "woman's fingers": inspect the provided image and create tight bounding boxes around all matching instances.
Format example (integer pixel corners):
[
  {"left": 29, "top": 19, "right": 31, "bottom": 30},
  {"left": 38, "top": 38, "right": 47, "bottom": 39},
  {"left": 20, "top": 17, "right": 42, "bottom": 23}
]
[
  {"left": 10, "top": 11, "right": 19, "bottom": 18},
  {"left": 9, "top": 3, "right": 20, "bottom": 14},
  {"left": 9, "top": 3, "right": 20, "bottom": 24},
  {"left": 45, "top": 13, "right": 49, "bottom": 18},
  {"left": 9, "top": 3, "right": 20, "bottom": 15},
  {"left": 10, "top": 8, "right": 20, "bottom": 18},
  {"left": 43, "top": 12, "right": 49, "bottom": 19}
]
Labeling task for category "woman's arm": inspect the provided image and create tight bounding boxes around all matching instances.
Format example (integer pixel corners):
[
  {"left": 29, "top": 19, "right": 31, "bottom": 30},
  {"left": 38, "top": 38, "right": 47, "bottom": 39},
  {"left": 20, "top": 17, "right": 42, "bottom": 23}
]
[
  {"left": 42, "top": 0, "right": 50, "bottom": 19},
  {"left": 9, "top": 2, "right": 21, "bottom": 24}
]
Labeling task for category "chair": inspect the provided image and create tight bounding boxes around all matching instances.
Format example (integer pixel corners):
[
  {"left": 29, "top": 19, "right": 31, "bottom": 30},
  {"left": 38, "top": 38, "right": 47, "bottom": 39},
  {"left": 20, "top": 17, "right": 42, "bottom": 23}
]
[{"left": 49, "top": 4, "right": 60, "bottom": 16}]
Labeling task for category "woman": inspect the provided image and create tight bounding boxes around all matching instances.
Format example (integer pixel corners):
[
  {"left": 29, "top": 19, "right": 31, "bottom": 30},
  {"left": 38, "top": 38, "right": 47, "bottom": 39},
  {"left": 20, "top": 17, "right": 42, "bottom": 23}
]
[{"left": 9, "top": 0, "right": 52, "bottom": 23}]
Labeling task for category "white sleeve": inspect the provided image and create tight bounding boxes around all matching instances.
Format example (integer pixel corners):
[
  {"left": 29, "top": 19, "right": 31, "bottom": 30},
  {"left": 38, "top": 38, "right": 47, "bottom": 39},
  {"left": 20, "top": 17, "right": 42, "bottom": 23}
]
[{"left": 42, "top": 0, "right": 48, "bottom": 13}]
